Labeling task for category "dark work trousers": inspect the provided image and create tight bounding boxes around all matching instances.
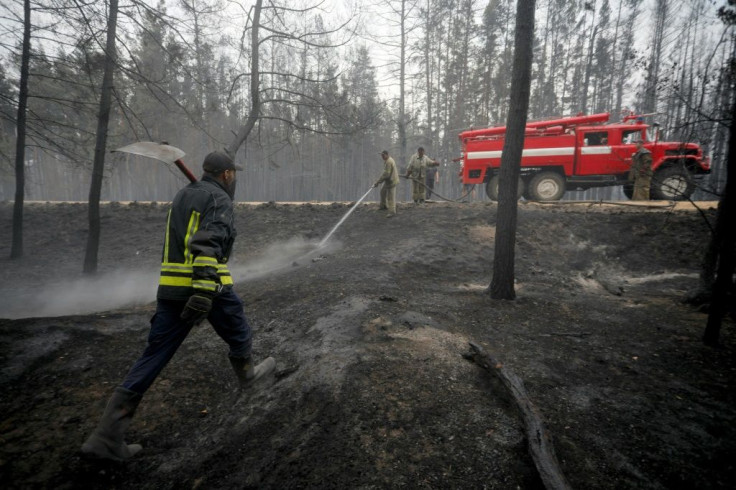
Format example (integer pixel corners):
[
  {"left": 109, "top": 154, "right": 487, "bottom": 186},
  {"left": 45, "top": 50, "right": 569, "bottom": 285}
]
[
  {"left": 121, "top": 288, "right": 252, "bottom": 394},
  {"left": 425, "top": 177, "right": 436, "bottom": 199}
]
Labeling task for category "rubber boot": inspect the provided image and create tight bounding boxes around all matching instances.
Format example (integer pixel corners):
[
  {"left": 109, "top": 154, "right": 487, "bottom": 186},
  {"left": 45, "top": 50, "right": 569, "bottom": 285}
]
[
  {"left": 229, "top": 355, "right": 276, "bottom": 389},
  {"left": 81, "top": 386, "right": 143, "bottom": 461}
]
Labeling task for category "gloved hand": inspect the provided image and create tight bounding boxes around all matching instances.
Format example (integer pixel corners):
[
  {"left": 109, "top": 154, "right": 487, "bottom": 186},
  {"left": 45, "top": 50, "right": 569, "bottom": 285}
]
[
  {"left": 180, "top": 293, "right": 213, "bottom": 325},
  {"left": 373, "top": 182, "right": 379, "bottom": 188}
]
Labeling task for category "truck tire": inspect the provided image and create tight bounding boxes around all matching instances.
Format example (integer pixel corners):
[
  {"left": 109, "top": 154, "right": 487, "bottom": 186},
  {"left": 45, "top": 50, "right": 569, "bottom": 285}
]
[
  {"left": 651, "top": 165, "right": 695, "bottom": 200},
  {"left": 486, "top": 176, "right": 524, "bottom": 201},
  {"left": 528, "top": 171, "right": 565, "bottom": 201}
]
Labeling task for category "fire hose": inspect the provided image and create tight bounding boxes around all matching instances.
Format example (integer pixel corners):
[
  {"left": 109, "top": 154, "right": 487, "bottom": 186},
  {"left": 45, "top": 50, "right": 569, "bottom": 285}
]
[{"left": 400, "top": 175, "right": 475, "bottom": 203}]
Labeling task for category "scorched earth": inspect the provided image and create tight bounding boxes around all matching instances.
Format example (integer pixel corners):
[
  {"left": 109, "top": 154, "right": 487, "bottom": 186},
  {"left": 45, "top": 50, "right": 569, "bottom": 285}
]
[{"left": 0, "top": 199, "right": 733, "bottom": 489}]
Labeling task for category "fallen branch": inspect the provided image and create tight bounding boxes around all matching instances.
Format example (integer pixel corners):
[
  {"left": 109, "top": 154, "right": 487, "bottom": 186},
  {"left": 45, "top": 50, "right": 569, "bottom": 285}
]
[
  {"left": 466, "top": 342, "right": 572, "bottom": 490},
  {"left": 528, "top": 199, "right": 675, "bottom": 208}
]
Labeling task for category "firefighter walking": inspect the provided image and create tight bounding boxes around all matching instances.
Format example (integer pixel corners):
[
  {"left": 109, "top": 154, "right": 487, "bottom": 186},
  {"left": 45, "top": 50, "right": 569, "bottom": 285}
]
[
  {"left": 630, "top": 141, "right": 653, "bottom": 200},
  {"left": 81, "top": 151, "right": 276, "bottom": 462},
  {"left": 405, "top": 147, "right": 439, "bottom": 204},
  {"left": 374, "top": 150, "right": 399, "bottom": 217}
]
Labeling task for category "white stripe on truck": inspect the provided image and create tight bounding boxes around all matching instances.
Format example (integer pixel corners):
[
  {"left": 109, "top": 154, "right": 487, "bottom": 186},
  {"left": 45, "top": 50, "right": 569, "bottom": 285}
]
[{"left": 467, "top": 146, "right": 611, "bottom": 159}]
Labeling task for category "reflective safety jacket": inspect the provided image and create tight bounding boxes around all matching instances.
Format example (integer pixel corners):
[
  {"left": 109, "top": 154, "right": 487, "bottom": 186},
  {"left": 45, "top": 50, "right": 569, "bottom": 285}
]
[{"left": 157, "top": 176, "right": 237, "bottom": 301}]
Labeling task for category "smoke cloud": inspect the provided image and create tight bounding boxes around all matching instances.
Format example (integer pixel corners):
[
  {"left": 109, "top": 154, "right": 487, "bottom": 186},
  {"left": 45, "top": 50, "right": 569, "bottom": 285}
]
[{"left": 1, "top": 237, "right": 340, "bottom": 320}]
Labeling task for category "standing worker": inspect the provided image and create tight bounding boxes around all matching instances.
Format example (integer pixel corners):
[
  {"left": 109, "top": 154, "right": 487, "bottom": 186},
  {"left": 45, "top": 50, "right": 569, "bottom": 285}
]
[
  {"left": 405, "top": 147, "right": 438, "bottom": 204},
  {"left": 425, "top": 161, "right": 439, "bottom": 200},
  {"left": 81, "top": 150, "right": 276, "bottom": 462},
  {"left": 630, "top": 140, "right": 653, "bottom": 200},
  {"left": 374, "top": 150, "right": 399, "bottom": 218}
]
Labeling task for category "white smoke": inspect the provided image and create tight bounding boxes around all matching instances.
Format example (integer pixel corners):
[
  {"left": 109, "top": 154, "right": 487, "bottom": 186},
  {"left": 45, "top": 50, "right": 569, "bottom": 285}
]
[
  {"left": 0, "top": 270, "right": 159, "bottom": 320},
  {"left": 0, "top": 237, "right": 341, "bottom": 320}
]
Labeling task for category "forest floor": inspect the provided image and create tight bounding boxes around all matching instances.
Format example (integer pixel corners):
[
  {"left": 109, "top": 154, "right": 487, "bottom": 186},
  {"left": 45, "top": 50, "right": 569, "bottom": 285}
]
[{"left": 0, "top": 198, "right": 734, "bottom": 489}]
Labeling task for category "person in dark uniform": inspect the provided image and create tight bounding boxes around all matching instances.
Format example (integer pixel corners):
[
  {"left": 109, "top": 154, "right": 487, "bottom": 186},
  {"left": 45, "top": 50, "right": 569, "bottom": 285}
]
[
  {"left": 425, "top": 162, "right": 439, "bottom": 200},
  {"left": 81, "top": 151, "right": 275, "bottom": 462}
]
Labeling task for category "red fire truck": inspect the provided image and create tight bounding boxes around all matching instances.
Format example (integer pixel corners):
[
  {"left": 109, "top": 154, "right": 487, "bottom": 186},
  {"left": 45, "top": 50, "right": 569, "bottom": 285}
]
[{"left": 457, "top": 113, "right": 710, "bottom": 201}]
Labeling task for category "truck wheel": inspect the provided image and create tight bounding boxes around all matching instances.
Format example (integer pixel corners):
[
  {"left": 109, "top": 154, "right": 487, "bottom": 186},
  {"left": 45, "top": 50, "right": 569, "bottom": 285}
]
[
  {"left": 651, "top": 166, "right": 695, "bottom": 200},
  {"left": 528, "top": 171, "right": 565, "bottom": 201},
  {"left": 486, "top": 176, "right": 524, "bottom": 201}
]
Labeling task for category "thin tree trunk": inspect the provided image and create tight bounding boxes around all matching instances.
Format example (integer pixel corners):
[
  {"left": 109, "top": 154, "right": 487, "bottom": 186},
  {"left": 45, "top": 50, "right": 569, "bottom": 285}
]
[
  {"left": 227, "top": 0, "right": 263, "bottom": 158},
  {"left": 581, "top": 22, "right": 597, "bottom": 115},
  {"left": 608, "top": 0, "right": 623, "bottom": 113},
  {"left": 10, "top": 0, "right": 31, "bottom": 259},
  {"left": 424, "top": 0, "right": 432, "bottom": 144},
  {"left": 83, "top": 0, "right": 119, "bottom": 274},
  {"left": 703, "top": 99, "right": 736, "bottom": 345},
  {"left": 399, "top": 0, "right": 407, "bottom": 169},
  {"left": 644, "top": 0, "right": 667, "bottom": 113},
  {"left": 489, "top": 0, "right": 536, "bottom": 300}
]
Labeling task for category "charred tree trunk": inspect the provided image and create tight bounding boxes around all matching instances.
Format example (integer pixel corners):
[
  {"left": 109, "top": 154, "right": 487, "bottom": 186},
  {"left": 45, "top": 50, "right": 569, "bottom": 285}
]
[
  {"left": 703, "top": 100, "right": 736, "bottom": 345},
  {"left": 489, "top": 0, "right": 536, "bottom": 300},
  {"left": 83, "top": 0, "right": 119, "bottom": 274},
  {"left": 10, "top": 0, "right": 31, "bottom": 260}
]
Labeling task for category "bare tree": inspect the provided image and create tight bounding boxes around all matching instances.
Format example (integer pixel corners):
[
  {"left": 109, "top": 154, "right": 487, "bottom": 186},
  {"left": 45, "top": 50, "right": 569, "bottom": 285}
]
[
  {"left": 489, "top": 0, "right": 536, "bottom": 300},
  {"left": 225, "top": 0, "right": 355, "bottom": 159},
  {"left": 702, "top": 98, "right": 736, "bottom": 345},
  {"left": 10, "top": 0, "right": 30, "bottom": 259},
  {"left": 83, "top": 0, "right": 119, "bottom": 274},
  {"left": 397, "top": 0, "right": 409, "bottom": 167},
  {"left": 702, "top": 1, "right": 736, "bottom": 345},
  {"left": 226, "top": 0, "right": 262, "bottom": 157},
  {"left": 641, "top": 0, "right": 669, "bottom": 113}
]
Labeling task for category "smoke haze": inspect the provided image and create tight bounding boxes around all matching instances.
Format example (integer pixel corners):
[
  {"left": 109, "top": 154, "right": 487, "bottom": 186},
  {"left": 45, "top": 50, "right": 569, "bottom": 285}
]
[{"left": 0, "top": 237, "right": 340, "bottom": 320}]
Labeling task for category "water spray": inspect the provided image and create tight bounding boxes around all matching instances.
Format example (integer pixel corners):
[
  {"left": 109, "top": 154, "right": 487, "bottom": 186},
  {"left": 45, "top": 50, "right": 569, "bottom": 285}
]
[
  {"left": 318, "top": 186, "right": 375, "bottom": 248},
  {"left": 1, "top": 173, "right": 376, "bottom": 318}
]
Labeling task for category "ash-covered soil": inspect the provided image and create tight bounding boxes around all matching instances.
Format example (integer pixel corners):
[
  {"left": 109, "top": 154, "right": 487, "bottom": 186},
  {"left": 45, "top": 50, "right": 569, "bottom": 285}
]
[{"left": 0, "top": 199, "right": 734, "bottom": 489}]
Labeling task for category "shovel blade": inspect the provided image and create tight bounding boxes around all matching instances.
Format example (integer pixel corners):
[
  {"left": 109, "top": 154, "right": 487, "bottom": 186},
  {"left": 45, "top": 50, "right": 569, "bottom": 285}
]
[{"left": 113, "top": 142, "right": 185, "bottom": 165}]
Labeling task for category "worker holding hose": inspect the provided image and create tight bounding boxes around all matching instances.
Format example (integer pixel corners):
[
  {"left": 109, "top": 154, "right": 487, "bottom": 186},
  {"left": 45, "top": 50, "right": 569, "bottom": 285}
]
[
  {"left": 405, "top": 147, "right": 438, "bottom": 204},
  {"left": 374, "top": 150, "right": 400, "bottom": 217}
]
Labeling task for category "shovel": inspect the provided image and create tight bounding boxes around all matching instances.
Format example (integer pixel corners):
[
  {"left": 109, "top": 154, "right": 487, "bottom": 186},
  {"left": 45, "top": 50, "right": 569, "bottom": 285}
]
[{"left": 113, "top": 142, "right": 197, "bottom": 183}]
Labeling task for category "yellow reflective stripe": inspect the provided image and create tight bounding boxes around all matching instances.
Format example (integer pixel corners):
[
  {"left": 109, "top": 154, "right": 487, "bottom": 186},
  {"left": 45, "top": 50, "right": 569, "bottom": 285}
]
[
  {"left": 161, "top": 263, "right": 194, "bottom": 273},
  {"left": 183, "top": 211, "right": 201, "bottom": 264},
  {"left": 192, "top": 279, "right": 219, "bottom": 291},
  {"left": 160, "top": 263, "right": 231, "bottom": 273},
  {"left": 160, "top": 263, "right": 230, "bottom": 272},
  {"left": 159, "top": 263, "right": 233, "bottom": 287},
  {"left": 159, "top": 274, "right": 233, "bottom": 287},
  {"left": 159, "top": 276, "right": 193, "bottom": 287},
  {"left": 193, "top": 256, "right": 218, "bottom": 267},
  {"left": 163, "top": 210, "right": 172, "bottom": 263}
]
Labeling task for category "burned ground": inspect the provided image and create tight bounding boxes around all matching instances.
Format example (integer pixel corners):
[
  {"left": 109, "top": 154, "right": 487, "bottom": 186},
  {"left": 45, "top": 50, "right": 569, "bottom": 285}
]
[{"left": 0, "top": 199, "right": 734, "bottom": 489}]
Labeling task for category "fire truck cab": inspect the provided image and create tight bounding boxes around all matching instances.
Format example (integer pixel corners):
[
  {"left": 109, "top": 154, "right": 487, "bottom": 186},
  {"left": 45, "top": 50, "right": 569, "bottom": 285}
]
[{"left": 458, "top": 113, "right": 710, "bottom": 201}]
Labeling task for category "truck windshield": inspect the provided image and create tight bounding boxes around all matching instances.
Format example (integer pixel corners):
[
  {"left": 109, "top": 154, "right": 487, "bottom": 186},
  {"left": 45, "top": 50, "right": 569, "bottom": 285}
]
[
  {"left": 622, "top": 129, "right": 643, "bottom": 144},
  {"left": 583, "top": 131, "right": 609, "bottom": 146}
]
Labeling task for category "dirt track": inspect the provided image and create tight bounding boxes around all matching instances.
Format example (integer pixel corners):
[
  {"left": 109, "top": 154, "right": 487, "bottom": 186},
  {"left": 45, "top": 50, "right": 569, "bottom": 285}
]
[{"left": 0, "top": 199, "right": 734, "bottom": 489}]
